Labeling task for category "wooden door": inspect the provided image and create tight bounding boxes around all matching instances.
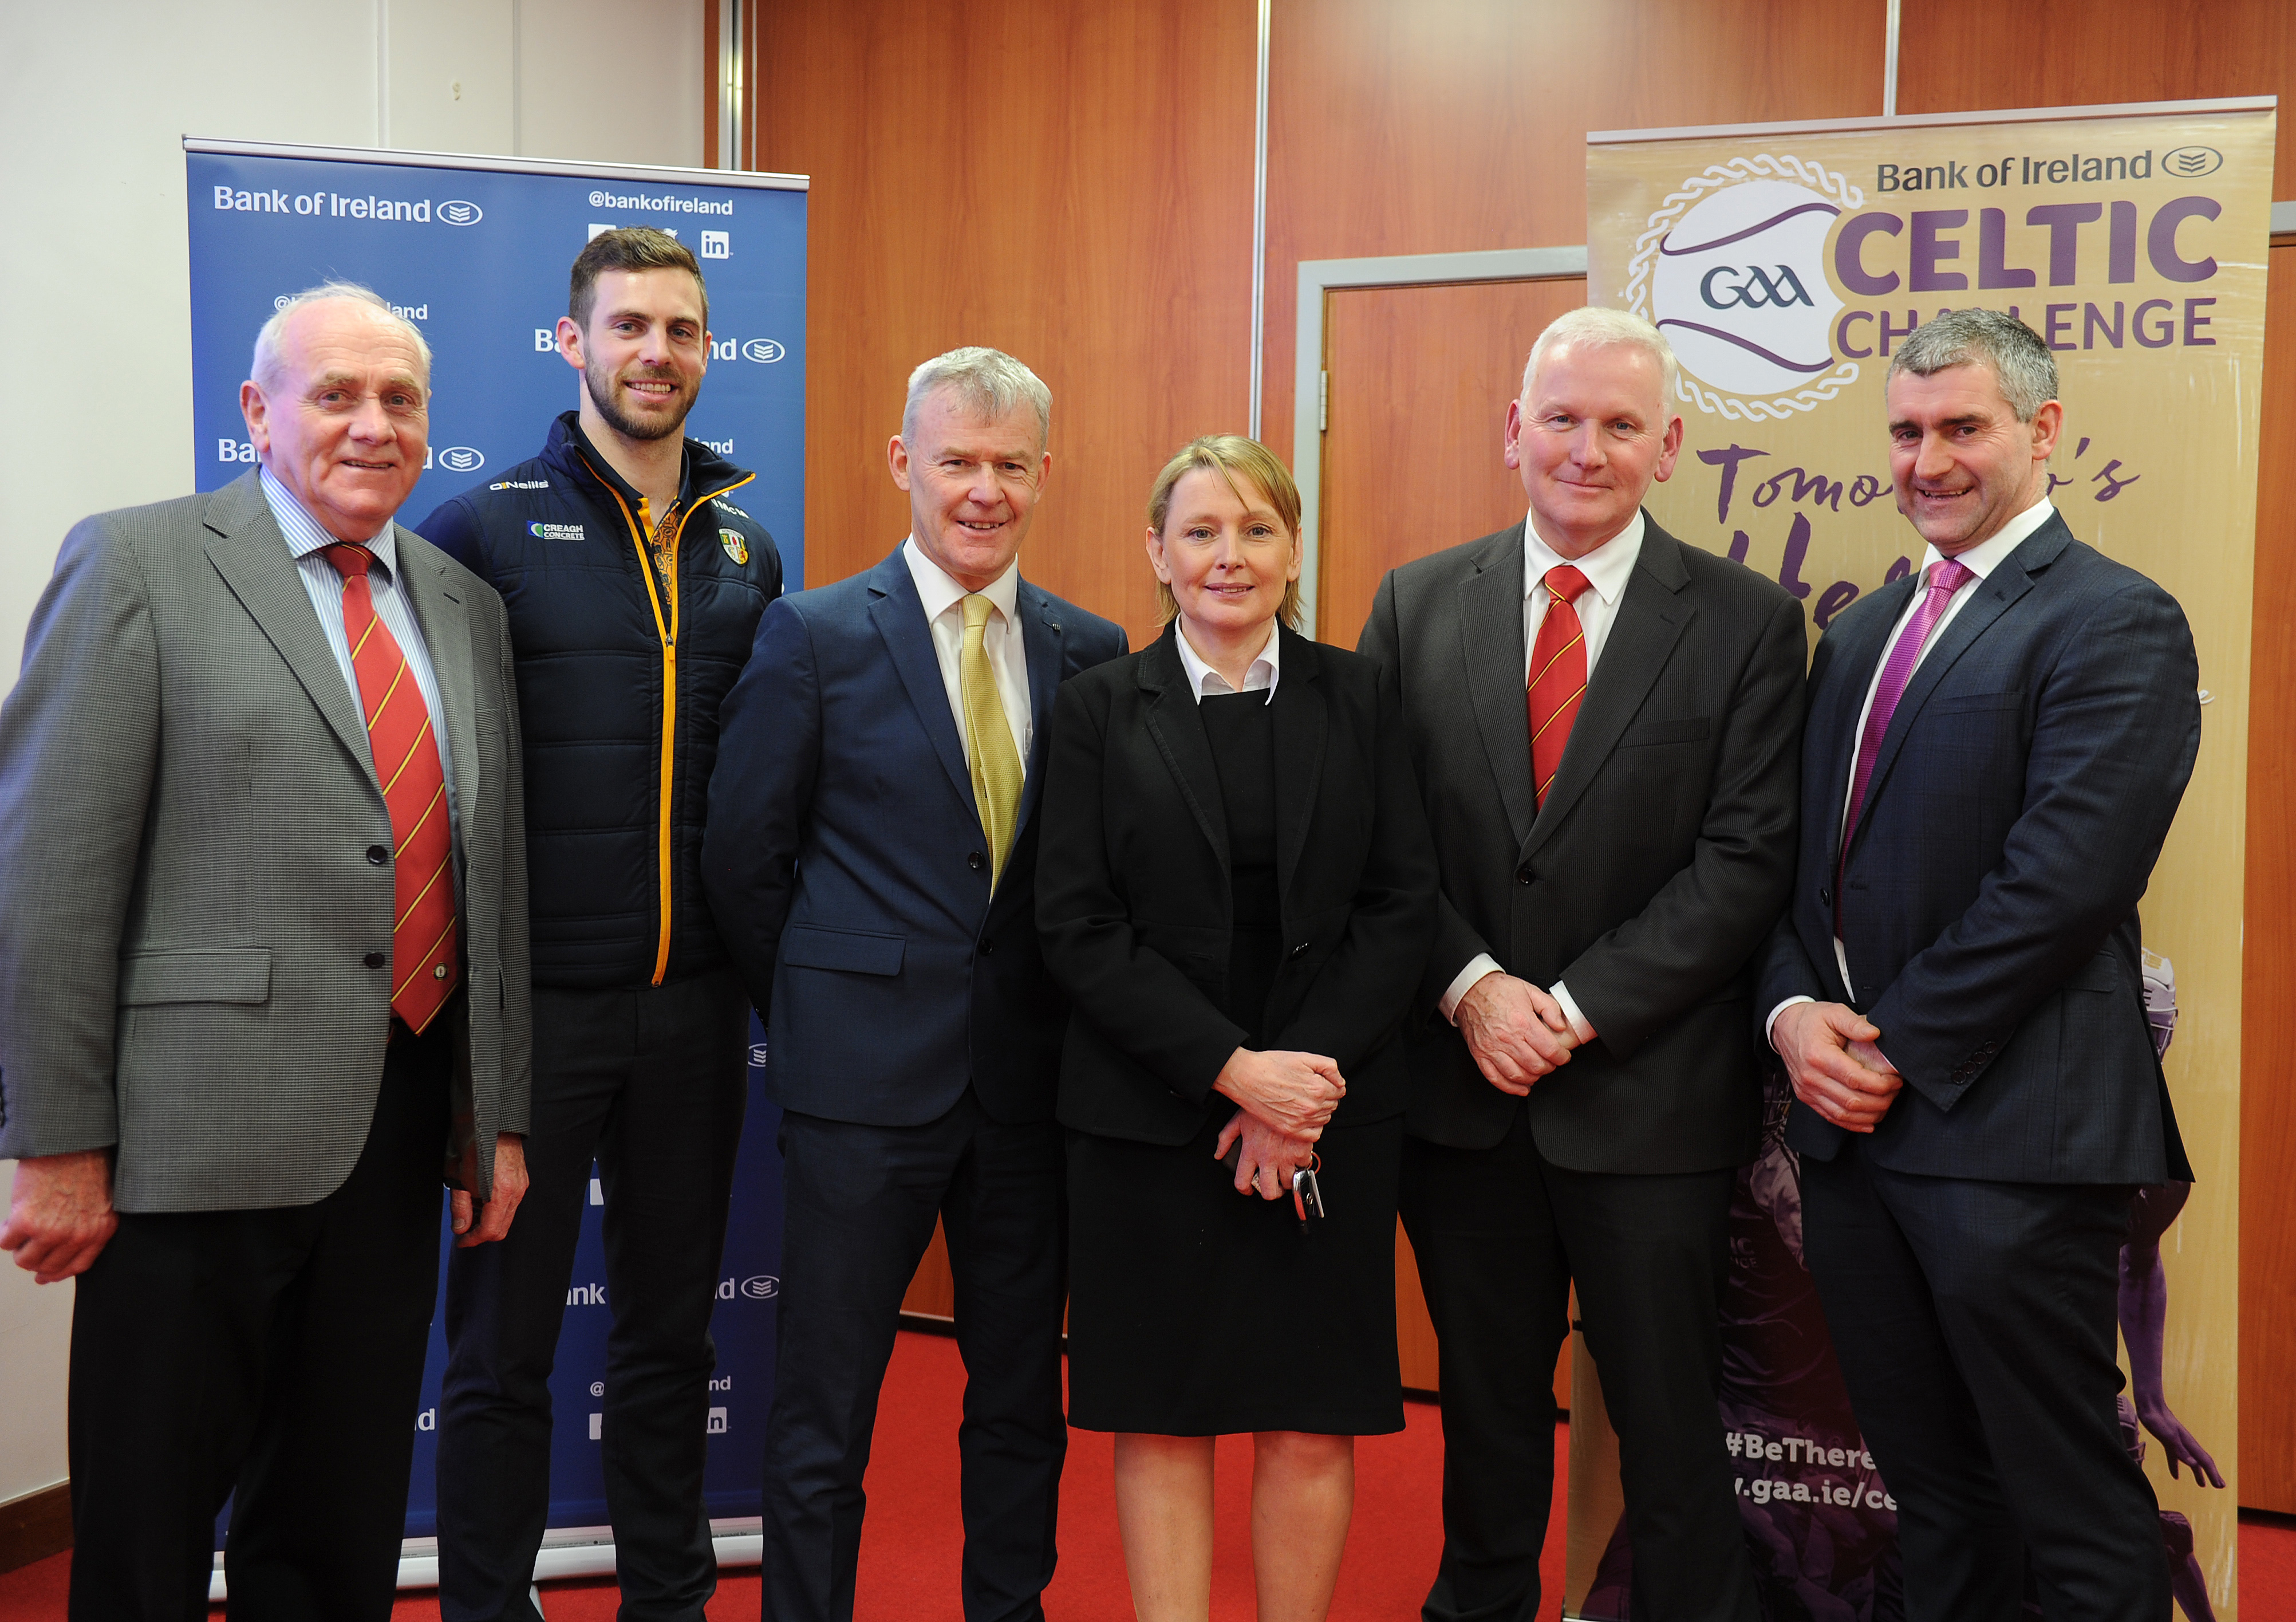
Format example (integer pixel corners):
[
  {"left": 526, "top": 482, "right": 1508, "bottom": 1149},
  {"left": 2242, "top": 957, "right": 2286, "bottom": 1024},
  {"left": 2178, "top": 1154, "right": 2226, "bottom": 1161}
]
[
  {"left": 1321, "top": 274, "right": 1589, "bottom": 1406},
  {"left": 1317, "top": 276, "right": 1589, "bottom": 644}
]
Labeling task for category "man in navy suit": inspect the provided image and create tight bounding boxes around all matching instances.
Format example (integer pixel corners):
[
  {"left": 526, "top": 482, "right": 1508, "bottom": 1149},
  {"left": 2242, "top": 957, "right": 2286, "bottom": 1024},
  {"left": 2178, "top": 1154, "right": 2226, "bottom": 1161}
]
[
  {"left": 704, "top": 347, "right": 1126, "bottom": 1622},
  {"left": 1760, "top": 309, "right": 2198, "bottom": 1620}
]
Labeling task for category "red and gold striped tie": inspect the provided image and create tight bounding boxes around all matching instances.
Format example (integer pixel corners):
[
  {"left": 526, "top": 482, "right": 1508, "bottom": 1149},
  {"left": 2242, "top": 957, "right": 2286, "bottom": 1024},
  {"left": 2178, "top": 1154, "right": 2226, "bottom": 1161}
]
[
  {"left": 325, "top": 544, "right": 460, "bottom": 1033},
  {"left": 1527, "top": 564, "right": 1591, "bottom": 806}
]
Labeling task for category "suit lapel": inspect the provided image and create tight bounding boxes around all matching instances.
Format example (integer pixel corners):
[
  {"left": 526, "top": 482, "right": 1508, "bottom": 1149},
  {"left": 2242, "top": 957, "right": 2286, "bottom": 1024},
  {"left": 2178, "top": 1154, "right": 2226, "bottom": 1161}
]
[
  {"left": 866, "top": 551, "right": 976, "bottom": 817},
  {"left": 1138, "top": 627, "right": 1229, "bottom": 867},
  {"left": 1013, "top": 578, "right": 1067, "bottom": 832},
  {"left": 1813, "top": 573, "right": 1915, "bottom": 869},
  {"left": 199, "top": 475, "right": 376, "bottom": 788},
  {"left": 1457, "top": 523, "right": 1538, "bottom": 848},
  {"left": 1269, "top": 629, "right": 1327, "bottom": 903},
  {"left": 394, "top": 529, "right": 481, "bottom": 835},
  {"left": 1849, "top": 525, "right": 2057, "bottom": 853},
  {"left": 1526, "top": 521, "right": 1692, "bottom": 859}
]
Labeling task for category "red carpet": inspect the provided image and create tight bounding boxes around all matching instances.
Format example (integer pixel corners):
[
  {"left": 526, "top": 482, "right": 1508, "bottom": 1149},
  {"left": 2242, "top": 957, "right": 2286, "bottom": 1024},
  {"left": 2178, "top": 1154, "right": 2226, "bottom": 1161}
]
[{"left": 1, "top": 1329, "right": 2286, "bottom": 1618}]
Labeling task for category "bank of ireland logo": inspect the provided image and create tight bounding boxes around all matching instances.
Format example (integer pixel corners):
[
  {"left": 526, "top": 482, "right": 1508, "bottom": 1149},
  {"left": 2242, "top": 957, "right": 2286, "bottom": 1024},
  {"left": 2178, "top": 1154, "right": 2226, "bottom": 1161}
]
[
  {"left": 720, "top": 527, "right": 749, "bottom": 565},
  {"left": 1626, "top": 155, "right": 1860, "bottom": 422}
]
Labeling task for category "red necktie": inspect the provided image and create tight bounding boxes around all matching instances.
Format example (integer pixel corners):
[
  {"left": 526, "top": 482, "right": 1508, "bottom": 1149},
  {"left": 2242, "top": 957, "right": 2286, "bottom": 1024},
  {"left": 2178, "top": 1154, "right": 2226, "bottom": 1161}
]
[
  {"left": 324, "top": 544, "right": 460, "bottom": 1033},
  {"left": 1528, "top": 565, "right": 1591, "bottom": 805}
]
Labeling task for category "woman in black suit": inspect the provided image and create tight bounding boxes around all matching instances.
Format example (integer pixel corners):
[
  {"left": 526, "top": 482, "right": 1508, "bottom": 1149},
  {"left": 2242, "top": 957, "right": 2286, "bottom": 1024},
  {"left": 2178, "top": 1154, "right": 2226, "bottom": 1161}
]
[{"left": 1036, "top": 435, "right": 1437, "bottom": 1622}]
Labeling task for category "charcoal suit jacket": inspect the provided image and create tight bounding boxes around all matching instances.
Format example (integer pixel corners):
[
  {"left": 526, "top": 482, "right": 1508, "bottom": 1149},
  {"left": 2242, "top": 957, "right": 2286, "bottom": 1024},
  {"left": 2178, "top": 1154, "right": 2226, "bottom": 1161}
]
[{"left": 1359, "top": 513, "right": 1806, "bottom": 1171}]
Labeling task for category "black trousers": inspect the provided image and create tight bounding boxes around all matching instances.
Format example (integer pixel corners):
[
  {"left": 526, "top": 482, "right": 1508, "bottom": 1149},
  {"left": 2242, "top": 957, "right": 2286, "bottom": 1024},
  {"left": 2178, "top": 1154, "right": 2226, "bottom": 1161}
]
[
  {"left": 436, "top": 967, "right": 750, "bottom": 1622},
  {"left": 1401, "top": 1107, "right": 1757, "bottom": 1622},
  {"left": 1801, "top": 1143, "right": 2169, "bottom": 1622},
  {"left": 762, "top": 1089, "right": 1067, "bottom": 1622},
  {"left": 67, "top": 1017, "right": 452, "bottom": 1622}
]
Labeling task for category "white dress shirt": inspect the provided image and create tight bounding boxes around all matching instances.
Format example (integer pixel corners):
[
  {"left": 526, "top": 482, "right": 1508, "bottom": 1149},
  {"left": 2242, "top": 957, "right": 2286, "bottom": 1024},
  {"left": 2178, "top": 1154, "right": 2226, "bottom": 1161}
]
[
  {"left": 903, "top": 537, "right": 1032, "bottom": 772},
  {"left": 261, "top": 468, "right": 461, "bottom": 865},
  {"left": 1764, "top": 497, "right": 2059, "bottom": 1049},
  {"left": 1438, "top": 510, "right": 1648, "bottom": 1040},
  {"left": 1172, "top": 619, "right": 1281, "bottom": 703}
]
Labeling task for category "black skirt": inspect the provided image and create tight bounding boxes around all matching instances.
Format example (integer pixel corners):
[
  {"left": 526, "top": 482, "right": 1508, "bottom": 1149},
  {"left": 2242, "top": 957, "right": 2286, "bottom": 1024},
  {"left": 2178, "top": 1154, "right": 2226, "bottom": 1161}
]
[
  {"left": 1064, "top": 688, "right": 1404, "bottom": 1435},
  {"left": 1066, "top": 1111, "right": 1405, "bottom": 1436}
]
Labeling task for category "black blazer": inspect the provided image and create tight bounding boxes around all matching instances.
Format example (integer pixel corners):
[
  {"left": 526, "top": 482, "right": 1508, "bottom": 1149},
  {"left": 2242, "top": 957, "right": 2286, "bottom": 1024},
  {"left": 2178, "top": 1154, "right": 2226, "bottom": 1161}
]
[
  {"left": 1358, "top": 514, "right": 1807, "bottom": 1171},
  {"left": 1755, "top": 513, "right": 2197, "bottom": 1184},
  {"left": 1035, "top": 624, "right": 1438, "bottom": 1145}
]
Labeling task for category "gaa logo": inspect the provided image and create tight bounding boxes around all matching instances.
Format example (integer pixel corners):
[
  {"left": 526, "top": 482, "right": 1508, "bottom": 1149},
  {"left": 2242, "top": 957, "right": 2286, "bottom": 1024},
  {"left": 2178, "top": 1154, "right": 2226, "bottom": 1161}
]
[
  {"left": 437, "top": 446, "right": 485, "bottom": 473},
  {"left": 2161, "top": 145, "right": 2223, "bottom": 178},
  {"left": 438, "top": 200, "right": 484, "bottom": 226},
  {"left": 741, "top": 338, "right": 786, "bottom": 363},
  {"left": 1639, "top": 171, "right": 1848, "bottom": 416}
]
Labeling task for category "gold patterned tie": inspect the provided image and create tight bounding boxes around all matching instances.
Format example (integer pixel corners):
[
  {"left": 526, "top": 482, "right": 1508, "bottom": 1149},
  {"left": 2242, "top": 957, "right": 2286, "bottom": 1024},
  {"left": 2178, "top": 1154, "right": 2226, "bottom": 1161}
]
[{"left": 960, "top": 593, "right": 1025, "bottom": 888}]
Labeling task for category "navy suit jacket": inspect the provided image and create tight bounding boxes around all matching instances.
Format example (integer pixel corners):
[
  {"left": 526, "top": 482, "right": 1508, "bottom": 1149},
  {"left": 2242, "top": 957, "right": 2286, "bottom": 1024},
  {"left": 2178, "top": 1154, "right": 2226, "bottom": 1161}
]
[
  {"left": 1756, "top": 512, "right": 2198, "bottom": 1184},
  {"left": 703, "top": 548, "right": 1127, "bottom": 1125}
]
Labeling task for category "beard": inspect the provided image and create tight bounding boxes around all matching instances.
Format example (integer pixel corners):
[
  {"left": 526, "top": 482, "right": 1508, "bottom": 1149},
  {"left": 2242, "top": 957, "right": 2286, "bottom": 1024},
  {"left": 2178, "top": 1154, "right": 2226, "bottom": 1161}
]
[{"left": 584, "top": 358, "right": 696, "bottom": 442}]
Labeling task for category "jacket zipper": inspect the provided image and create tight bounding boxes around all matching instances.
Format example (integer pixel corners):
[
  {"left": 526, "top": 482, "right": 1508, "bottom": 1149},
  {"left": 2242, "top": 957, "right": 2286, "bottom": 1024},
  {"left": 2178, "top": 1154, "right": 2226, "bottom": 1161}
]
[{"left": 581, "top": 455, "right": 758, "bottom": 985}]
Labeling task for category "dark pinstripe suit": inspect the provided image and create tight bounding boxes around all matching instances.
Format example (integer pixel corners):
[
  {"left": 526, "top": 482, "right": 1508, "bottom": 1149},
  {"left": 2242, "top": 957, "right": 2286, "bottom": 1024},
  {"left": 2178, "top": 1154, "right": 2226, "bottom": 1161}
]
[{"left": 1758, "top": 511, "right": 2198, "bottom": 1620}]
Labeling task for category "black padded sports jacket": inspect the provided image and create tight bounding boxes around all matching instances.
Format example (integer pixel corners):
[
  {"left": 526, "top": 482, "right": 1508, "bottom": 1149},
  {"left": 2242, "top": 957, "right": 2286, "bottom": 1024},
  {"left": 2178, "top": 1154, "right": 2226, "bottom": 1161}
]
[{"left": 417, "top": 411, "right": 783, "bottom": 990}]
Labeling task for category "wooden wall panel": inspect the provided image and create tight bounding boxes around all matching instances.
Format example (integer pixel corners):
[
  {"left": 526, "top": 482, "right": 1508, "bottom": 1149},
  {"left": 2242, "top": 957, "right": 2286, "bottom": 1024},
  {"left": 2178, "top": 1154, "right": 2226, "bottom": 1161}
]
[
  {"left": 1319, "top": 276, "right": 1587, "bottom": 641},
  {"left": 1896, "top": 0, "right": 2296, "bottom": 191},
  {"left": 749, "top": 0, "right": 1257, "bottom": 647},
  {"left": 1260, "top": 0, "right": 1888, "bottom": 480},
  {"left": 2242, "top": 239, "right": 2296, "bottom": 1514}
]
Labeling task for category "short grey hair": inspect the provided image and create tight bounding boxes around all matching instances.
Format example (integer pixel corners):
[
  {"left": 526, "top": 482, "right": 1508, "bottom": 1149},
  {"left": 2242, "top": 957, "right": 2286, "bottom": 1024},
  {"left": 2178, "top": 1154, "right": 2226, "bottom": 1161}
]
[
  {"left": 1522, "top": 306, "right": 1680, "bottom": 416},
  {"left": 251, "top": 281, "right": 433, "bottom": 393},
  {"left": 1889, "top": 308, "right": 2058, "bottom": 422},
  {"left": 902, "top": 347, "right": 1052, "bottom": 448}
]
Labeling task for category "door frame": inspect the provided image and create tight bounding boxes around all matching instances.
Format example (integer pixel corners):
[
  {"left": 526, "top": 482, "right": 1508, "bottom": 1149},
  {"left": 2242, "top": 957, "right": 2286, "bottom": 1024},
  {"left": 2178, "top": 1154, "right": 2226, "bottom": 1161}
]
[{"left": 1291, "top": 246, "right": 1587, "bottom": 635}]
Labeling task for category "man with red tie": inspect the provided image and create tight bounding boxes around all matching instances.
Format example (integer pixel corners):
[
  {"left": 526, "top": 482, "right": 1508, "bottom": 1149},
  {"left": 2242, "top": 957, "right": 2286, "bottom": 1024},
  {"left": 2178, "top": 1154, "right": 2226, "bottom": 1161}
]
[
  {"left": 1760, "top": 309, "right": 2198, "bottom": 1619},
  {"left": 1358, "top": 306, "right": 1805, "bottom": 1622},
  {"left": 0, "top": 282, "right": 530, "bottom": 1621}
]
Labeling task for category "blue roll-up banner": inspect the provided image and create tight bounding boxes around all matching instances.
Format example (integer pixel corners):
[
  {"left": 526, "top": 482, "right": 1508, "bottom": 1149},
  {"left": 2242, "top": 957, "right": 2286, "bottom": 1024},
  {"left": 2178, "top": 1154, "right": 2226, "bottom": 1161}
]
[{"left": 184, "top": 138, "right": 802, "bottom": 1586}]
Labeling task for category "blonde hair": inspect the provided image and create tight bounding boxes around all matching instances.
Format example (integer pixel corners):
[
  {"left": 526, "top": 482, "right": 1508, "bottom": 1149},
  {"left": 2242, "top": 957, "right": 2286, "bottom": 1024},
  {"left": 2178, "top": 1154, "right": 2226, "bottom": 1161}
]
[{"left": 1145, "top": 435, "right": 1304, "bottom": 630}]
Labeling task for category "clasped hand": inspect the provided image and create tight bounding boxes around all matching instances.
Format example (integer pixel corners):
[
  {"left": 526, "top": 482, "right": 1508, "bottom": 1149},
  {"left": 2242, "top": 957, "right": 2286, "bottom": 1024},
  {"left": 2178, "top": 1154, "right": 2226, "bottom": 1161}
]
[
  {"left": 1773, "top": 1001, "right": 1903, "bottom": 1132},
  {"left": 1457, "top": 973, "right": 1577, "bottom": 1095},
  {"left": 1213, "top": 1047, "right": 1341, "bottom": 1200}
]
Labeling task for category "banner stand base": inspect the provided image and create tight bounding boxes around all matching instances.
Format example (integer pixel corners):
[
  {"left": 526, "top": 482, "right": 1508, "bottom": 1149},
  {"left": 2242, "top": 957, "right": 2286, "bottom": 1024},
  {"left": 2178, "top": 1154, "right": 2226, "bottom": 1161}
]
[{"left": 207, "top": 1517, "right": 767, "bottom": 1600}]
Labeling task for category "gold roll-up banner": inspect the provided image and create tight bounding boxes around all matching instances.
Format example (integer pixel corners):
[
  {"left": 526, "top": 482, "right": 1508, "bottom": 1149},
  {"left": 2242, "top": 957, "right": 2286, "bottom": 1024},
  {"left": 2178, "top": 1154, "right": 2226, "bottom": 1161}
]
[{"left": 1571, "top": 97, "right": 2275, "bottom": 1620}]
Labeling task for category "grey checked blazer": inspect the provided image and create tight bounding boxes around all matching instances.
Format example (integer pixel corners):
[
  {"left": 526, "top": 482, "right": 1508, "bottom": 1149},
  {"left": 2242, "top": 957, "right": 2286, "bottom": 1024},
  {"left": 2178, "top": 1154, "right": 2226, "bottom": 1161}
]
[{"left": 0, "top": 470, "right": 530, "bottom": 1210}]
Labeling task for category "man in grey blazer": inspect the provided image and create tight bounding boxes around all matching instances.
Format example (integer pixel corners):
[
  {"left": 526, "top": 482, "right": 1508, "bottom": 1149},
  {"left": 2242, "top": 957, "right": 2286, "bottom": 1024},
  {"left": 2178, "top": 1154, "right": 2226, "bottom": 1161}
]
[
  {"left": 0, "top": 283, "right": 531, "bottom": 1621},
  {"left": 1359, "top": 308, "right": 1803, "bottom": 1622}
]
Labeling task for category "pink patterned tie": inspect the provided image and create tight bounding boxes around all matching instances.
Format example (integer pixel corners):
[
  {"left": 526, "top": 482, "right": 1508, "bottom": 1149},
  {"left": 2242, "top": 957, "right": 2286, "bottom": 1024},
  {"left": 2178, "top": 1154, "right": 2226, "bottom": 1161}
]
[{"left": 1836, "top": 558, "right": 1975, "bottom": 930}]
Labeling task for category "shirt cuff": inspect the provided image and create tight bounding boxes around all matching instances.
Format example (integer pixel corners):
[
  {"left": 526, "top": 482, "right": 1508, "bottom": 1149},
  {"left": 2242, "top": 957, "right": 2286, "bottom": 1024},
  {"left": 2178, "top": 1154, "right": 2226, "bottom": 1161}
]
[
  {"left": 1439, "top": 954, "right": 1505, "bottom": 1024},
  {"left": 1765, "top": 995, "right": 1816, "bottom": 1052},
  {"left": 1549, "top": 981, "right": 1597, "bottom": 1044}
]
